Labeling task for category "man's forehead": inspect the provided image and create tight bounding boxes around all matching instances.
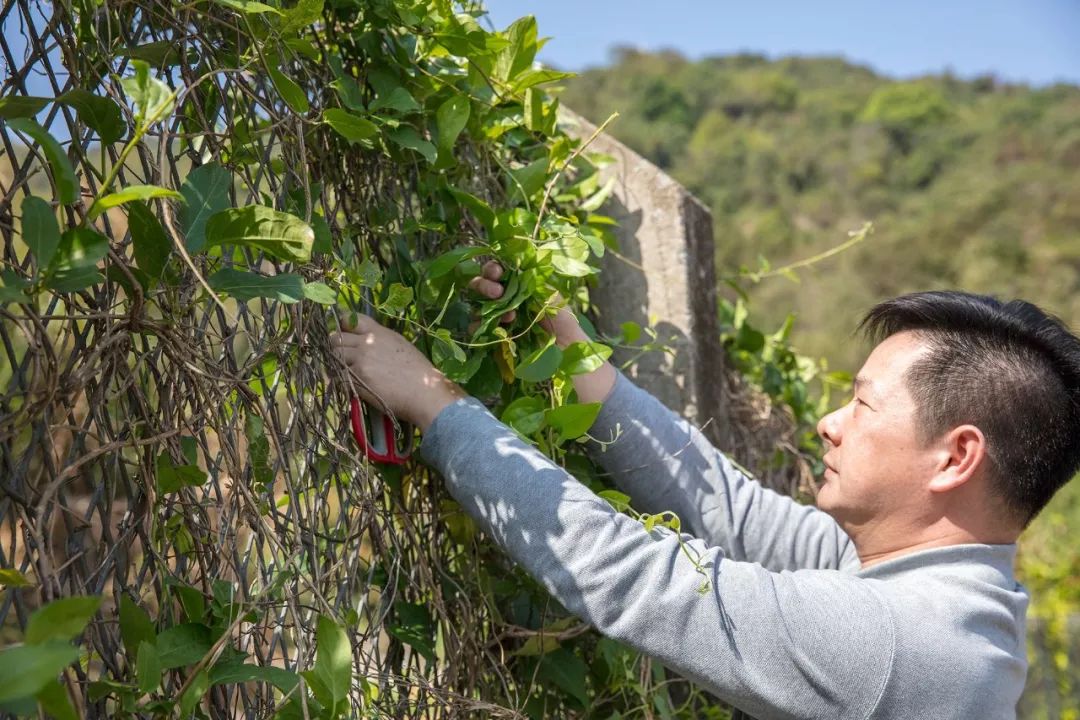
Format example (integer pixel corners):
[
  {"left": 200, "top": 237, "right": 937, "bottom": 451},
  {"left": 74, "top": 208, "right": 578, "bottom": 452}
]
[{"left": 859, "top": 331, "right": 931, "bottom": 391}]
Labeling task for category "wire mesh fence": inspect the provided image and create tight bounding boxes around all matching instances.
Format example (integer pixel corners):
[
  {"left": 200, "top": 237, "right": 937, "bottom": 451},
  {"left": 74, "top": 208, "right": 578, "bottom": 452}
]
[{"left": 0, "top": 0, "right": 535, "bottom": 715}]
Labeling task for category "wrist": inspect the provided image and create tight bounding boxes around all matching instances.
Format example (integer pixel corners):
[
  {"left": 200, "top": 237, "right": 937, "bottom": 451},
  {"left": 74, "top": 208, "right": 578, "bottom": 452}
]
[{"left": 414, "top": 372, "right": 468, "bottom": 433}]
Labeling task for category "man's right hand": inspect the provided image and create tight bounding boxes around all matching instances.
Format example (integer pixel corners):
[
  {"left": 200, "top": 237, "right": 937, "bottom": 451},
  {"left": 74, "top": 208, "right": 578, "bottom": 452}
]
[{"left": 467, "top": 261, "right": 617, "bottom": 405}]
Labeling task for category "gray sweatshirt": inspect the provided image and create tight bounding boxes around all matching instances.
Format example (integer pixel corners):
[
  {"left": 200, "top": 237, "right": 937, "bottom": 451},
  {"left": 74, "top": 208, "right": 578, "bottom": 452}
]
[{"left": 418, "top": 369, "right": 1029, "bottom": 719}]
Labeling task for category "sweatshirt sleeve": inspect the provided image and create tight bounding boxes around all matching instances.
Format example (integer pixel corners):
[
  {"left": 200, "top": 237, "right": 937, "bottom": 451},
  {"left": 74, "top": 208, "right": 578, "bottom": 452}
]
[
  {"left": 584, "top": 369, "right": 860, "bottom": 573},
  {"left": 418, "top": 397, "right": 893, "bottom": 720}
]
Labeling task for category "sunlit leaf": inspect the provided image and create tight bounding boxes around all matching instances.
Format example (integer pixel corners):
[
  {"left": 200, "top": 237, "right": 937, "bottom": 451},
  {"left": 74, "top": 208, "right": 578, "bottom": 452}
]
[
  {"left": 545, "top": 402, "right": 602, "bottom": 443},
  {"left": 210, "top": 0, "right": 283, "bottom": 14},
  {"left": 380, "top": 282, "right": 413, "bottom": 314},
  {"left": 500, "top": 396, "right": 547, "bottom": 435},
  {"left": 120, "top": 60, "right": 175, "bottom": 126},
  {"left": 204, "top": 205, "right": 314, "bottom": 263},
  {"left": 302, "top": 280, "right": 337, "bottom": 304},
  {"left": 560, "top": 340, "right": 612, "bottom": 375},
  {"left": 88, "top": 184, "right": 181, "bottom": 221}
]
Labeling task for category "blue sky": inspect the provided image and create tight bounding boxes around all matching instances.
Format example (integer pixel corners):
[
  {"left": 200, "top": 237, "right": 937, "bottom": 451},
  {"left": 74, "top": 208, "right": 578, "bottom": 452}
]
[{"left": 484, "top": 0, "right": 1080, "bottom": 86}]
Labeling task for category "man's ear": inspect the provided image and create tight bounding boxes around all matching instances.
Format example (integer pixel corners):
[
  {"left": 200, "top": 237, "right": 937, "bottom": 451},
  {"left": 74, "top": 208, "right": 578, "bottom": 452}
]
[{"left": 927, "top": 424, "right": 987, "bottom": 493}]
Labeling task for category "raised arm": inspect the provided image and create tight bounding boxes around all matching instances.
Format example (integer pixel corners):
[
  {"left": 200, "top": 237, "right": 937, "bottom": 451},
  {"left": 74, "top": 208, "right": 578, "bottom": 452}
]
[
  {"left": 584, "top": 367, "right": 860, "bottom": 572},
  {"left": 419, "top": 398, "right": 892, "bottom": 720}
]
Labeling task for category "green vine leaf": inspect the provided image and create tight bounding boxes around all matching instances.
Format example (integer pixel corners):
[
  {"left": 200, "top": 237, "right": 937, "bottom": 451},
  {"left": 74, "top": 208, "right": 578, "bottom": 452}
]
[
  {"left": 155, "top": 623, "right": 213, "bottom": 669},
  {"left": 388, "top": 126, "right": 437, "bottom": 164},
  {"left": 7, "top": 118, "right": 79, "bottom": 204},
  {"left": 208, "top": 659, "right": 300, "bottom": 693},
  {"left": 268, "top": 66, "right": 310, "bottom": 114},
  {"left": 127, "top": 200, "right": 173, "bottom": 283},
  {"left": 178, "top": 668, "right": 210, "bottom": 716},
  {"left": 514, "top": 340, "right": 562, "bottom": 382},
  {"left": 501, "top": 395, "right": 547, "bottom": 435},
  {"left": 118, "top": 596, "right": 156, "bottom": 661},
  {"left": 88, "top": 184, "right": 181, "bottom": 221},
  {"left": 45, "top": 227, "right": 109, "bottom": 291},
  {"left": 370, "top": 86, "right": 420, "bottom": 114},
  {"left": 57, "top": 89, "right": 126, "bottom": 144},
  {"left": 385, "top": 603, "right": 435, "bottom": 663},
  {"left": 20, "top": 195, "right": 61, "bottom": 271},
  {"left": 245, "top": 411, "right": 274, "bottom": 488},
  {"left": 135, "top": 642, "right": 161, "bottom": 695},
  {"left": 0, "top": 642, "right": 80, "bottom": 704},
  {"left": 0, "top": 271, "right": 30, "bottom": 305},
  {"left": 309, "top": 616, "right": 352, "bottom": 711},
  {"left": 426, "top": 246, "right": 486, "bottom": 279},
  {"left": 210, "top": 0, "right": 282, "bottom": 14},
  {"left": 559, "top": 340, "right": 612, "bottom": 376},
  {"left": 301, "top": 280, "right": 337, "bottom": 304},
  {"left": 545, "top": 402, "right": 601, "bottom": 443},
  {"left": 0, "top": 95, "right": 50, "bottom": 119},
  {"left": 597, "top": 489, "right": 632, "bottom": 513},
  {"left": 25, "top": 596, "right": 102, "bottom": 645},
  {"left": 278, "top": 0, "right": 323, "bottom": 34},
  {"left": 0, "top": 568, "right": 32, "bottom": 588},
  {"left": 322, "top": 108, "right": 378, "bottom": 145},
  {"left": 380, "top": 282, "right": 414, "bottom": 314},
  {"left": 120, "top": 60, "right": 175, "bottom": 127},
  {"left": 180, "top": 162, "right": 232, "bottom": 252},
  {"left": 204, "top": 205, "right": 315, "bottom": 263},
  {"left": 208, "top": 269, "right": 305, "bottom": 303}
]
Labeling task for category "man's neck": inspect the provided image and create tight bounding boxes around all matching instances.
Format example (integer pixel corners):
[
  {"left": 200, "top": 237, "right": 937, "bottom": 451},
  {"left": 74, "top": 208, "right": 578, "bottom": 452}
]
[{"left": 857, "top": 529, "right": 987, "bottom": 568}]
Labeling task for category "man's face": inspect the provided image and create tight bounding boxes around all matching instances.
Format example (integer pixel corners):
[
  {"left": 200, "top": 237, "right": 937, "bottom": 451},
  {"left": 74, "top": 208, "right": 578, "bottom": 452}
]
[{"left": 815, "top": 331, "right": 940, "bottom": 532}]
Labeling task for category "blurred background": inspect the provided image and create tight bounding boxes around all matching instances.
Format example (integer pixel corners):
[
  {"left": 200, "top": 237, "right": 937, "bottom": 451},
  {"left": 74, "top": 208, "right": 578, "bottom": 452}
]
[{"left": 487, "top": 1, "right": 1079, "bottom": 716}]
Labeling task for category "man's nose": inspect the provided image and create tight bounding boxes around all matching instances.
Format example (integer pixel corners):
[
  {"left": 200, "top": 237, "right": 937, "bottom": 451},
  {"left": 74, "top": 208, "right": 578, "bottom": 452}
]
[{"left": 817, "top": 408, "right": 841, "bottom": 447}]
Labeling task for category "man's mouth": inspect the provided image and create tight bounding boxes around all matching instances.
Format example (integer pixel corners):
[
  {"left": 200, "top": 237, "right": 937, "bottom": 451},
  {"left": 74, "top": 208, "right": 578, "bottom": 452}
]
[{"left": 822, "top": 455, "right": 838, "bottom": 475}]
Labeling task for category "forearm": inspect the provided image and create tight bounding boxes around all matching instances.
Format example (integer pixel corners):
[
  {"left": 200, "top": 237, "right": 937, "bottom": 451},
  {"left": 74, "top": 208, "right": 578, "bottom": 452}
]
[{"left": 585, "top": 369, "right": 858, "bottom": 571}]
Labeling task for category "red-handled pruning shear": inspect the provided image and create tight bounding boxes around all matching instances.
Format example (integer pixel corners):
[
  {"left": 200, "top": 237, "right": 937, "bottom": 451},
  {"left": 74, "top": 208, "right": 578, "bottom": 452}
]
[
  {"left": 349, "top": 396, "right": 414, "bottom": 464},
  {"left": 341, "top": 291, "right": 415, "bottom": 465}
]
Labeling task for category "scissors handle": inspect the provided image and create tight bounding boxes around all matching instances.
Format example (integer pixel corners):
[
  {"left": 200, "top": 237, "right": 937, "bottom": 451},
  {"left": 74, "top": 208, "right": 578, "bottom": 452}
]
[{"left": 350, "top": 396, "right": 414, "bottom": 464}]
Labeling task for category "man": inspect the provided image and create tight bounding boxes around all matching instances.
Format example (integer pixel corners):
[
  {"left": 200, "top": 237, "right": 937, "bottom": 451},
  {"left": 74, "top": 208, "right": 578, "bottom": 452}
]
[{"left": 331, "top": 265, "right": 1080, "bottom": 719}]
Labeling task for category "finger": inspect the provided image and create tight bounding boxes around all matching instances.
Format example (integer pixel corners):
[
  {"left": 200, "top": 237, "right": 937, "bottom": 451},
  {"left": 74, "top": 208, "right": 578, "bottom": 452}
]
[
  {"left": 499, "top": 310, "right": 516, "bottom": 324},
  {"left": 468, "top": 277, "right": 504, "bottom": 300},
  {"left": 481, "top": 260, "right": 504, "bottom": 281}
]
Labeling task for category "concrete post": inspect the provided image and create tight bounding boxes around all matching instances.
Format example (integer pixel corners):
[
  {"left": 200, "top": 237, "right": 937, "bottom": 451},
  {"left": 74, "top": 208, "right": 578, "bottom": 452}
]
[{"left": 560, "top": 109, "right": 729, "bottom": 446}]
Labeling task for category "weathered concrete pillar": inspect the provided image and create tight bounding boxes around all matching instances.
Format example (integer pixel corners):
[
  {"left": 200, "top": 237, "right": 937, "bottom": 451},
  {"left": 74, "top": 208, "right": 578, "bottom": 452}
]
[{"left": 560, "top": 109, "right": 728, "bottom": 445}]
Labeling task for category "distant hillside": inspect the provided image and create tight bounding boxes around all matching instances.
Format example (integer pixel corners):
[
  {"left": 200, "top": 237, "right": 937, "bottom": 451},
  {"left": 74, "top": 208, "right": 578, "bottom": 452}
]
[{"left": 560, "top": 50, "right": 1080, "bottom": 372}]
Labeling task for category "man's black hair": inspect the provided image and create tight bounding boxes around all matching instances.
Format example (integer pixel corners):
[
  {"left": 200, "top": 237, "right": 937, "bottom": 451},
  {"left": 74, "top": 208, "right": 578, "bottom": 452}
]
[{"left": 860, "top": 291, "right": 1080, "bottom": 527}]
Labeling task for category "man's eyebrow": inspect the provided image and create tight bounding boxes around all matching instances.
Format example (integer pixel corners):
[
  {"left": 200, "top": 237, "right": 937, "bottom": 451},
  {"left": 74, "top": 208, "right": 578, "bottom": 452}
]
[{"left": 853, "top": 375, "right": 880, "bottom": 402}]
